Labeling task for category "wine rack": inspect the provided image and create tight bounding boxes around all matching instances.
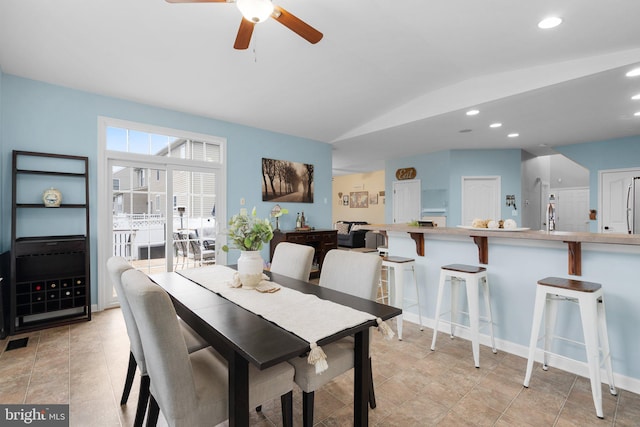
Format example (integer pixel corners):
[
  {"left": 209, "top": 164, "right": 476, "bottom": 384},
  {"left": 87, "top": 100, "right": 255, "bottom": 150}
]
[{"left": 9, "top": 151, "right": 91, "bottom": 334}]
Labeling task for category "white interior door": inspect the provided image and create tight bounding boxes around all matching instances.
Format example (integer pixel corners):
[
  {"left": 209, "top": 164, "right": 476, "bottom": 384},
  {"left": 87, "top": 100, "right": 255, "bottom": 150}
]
[
  {"left": 392, "top": 180, "right": 421, "bottom": 224},
  {"left": 462, "top": 176, "right": 500, "bottom": 226},
  {"left": 600, "top": 169, "right": 640, "bottom": 233},
  {"left": 555, "top": 188, "right": 589, "bottom": 232}
]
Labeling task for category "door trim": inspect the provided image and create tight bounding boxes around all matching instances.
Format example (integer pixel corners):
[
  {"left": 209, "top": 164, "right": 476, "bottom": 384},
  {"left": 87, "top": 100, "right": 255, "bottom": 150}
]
[
  {"left": 97, "top": 117, "right": 227, "bottom": 310},
  {"left": 598, "top": 167, "right": 640, "bottom": 233}
]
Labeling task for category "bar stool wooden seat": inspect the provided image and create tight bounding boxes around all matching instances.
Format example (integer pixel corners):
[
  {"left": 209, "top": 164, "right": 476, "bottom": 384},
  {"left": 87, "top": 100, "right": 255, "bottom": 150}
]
[
  {"left": 380, "top": 256, "right": 423, "bottom": 340},
  {"left": 431, "top": 264, "right": 496, "bottom": 367},
  {"left": 523, "top": 277, "right": 617, "bottom": 419}
]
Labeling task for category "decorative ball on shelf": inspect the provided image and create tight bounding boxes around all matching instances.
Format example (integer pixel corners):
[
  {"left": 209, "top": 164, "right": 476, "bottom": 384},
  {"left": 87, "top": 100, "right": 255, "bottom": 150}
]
[{"left": 42, "top": 187, "right": 62, "bottom": 208}]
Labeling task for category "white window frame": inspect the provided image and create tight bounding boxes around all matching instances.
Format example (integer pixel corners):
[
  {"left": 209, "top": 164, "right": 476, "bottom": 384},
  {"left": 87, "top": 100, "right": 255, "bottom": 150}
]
[{"left": 97, "top": 116, "right": 227, "bottom": 310}]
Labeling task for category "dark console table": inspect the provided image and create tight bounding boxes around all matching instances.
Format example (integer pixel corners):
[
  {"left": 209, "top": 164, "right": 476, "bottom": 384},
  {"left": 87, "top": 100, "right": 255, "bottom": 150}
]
[{"left": 269, "top": 229, "right": 338, "bottom": 278}]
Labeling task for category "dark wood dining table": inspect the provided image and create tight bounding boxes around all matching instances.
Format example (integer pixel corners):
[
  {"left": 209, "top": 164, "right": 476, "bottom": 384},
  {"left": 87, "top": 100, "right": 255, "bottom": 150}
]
[{"left": 149, "top": 267, "right": 401, "bottom": 427}]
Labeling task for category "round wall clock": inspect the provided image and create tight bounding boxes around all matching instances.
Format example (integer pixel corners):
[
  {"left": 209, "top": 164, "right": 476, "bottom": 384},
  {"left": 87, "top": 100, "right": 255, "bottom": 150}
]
[{"left": 42, "top": 187, "right": 62, "bottom": 208}]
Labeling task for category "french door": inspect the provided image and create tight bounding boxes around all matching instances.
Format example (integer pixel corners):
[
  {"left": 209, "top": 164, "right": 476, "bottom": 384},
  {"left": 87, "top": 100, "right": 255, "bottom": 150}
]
[
  {"left": 97, "top": 117, "right": 226, "bottom": 310},
  {"left": 105, "top": 160, "right": 220, "bottom": 307}
]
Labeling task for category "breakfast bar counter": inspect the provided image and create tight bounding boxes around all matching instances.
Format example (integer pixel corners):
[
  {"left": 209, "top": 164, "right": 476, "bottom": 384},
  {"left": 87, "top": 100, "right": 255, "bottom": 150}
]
[
  {"left": 361, "top": 224, "right": 640, "bottom": 393},
  {"left": 363, "top": 225, "right": 640, "bottom": 275}
]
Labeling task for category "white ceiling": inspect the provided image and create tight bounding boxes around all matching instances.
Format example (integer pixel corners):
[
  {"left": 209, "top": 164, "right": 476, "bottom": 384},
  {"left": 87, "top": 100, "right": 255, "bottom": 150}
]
[{"left": 1, "top": 0, "right": 639, "bottom": 174}]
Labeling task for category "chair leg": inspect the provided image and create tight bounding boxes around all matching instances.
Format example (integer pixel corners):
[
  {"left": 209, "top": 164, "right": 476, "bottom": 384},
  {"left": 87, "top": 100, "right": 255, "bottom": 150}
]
[
  {"left": 368, "top": 357, "right": 376, "bottom": 409},
  {"left": 524, "top": 287, "right": 547, "bottom": 387},
  {"left": 431, "top": 270, "right": 447, "bottom": 351},
  {"left": 281, "top": 391, "right": 293, "bottom": 427},
  {"left": 302, "top": 391, "right": 315, "bottom": 427},
  {"left": 121, "top": 352, "right": 137, "bottom": 405},
  {"left": 146, "top": 395, "right": 160, "bottom": 427},
  {"left": 597, "top": 297, "right": 617, "bottom": 396},
  {"left": 134, "top": 375, "right": 150, "bottom": 427}
]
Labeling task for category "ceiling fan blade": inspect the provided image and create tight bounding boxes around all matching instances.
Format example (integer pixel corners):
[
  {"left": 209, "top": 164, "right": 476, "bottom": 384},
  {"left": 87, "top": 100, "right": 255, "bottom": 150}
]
[
  {"left": 165, "top": 0, "right": 230, "bottom": 3},
  {"left": 272, "top": 6, "right": 323, "bottom": 44},
  {"left": 234, "top": 18, "right": 255, "bottom": 50}
]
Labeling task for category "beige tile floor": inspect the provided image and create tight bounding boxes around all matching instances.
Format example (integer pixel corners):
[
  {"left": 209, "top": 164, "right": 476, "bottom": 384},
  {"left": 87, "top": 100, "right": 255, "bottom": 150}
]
[{"left": 1, "top": 309, "right": 639, "bottom": 427}]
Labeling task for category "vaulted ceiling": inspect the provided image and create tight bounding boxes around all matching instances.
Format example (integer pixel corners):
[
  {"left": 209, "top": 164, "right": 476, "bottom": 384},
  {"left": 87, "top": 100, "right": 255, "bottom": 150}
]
[{"left": 1, "top": 0, "right": 639, "bottom": 174}]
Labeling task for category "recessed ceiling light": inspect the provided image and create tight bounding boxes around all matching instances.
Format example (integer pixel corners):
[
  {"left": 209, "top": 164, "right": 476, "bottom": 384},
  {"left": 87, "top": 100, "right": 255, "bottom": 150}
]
[
  {"left": 632, "top": 93, "right": 640, "bottom": 100},
  {"left": 466, "top": 109, "right": 480, "bottom": 116},
  {"left": 634, "top": 111, "right": 640, "bottom": 117},
  {"left": 538, "top": 16, "right": 562, "bottom": 29},
  {"left": 489, "top": 123, "right": 502, "bottom": 128},
  {"left": 508, "top": 133, "right": 519, "bottom": 138},
  {"left": 626, "top": 67, "right": 640, "bottom": 77}
]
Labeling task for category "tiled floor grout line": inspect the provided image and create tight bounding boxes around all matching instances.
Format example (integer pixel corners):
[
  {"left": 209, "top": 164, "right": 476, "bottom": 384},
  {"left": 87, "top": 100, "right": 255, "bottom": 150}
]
[
  {"left": 552, "top": 375, "right": 577, "bottom": 426},
  {"left": 23, "top": 332, "right": 40, "bottom": 404},
  {"left": 99, "top": 326, "right": 124, "bottom": 427},
  {"left": 494, "top": 384, "right": 524, "bottom": 426}
]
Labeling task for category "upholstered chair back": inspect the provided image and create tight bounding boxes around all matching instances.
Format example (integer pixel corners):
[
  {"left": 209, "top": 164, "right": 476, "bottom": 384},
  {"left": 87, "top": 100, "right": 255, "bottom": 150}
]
[
  {"left": 121, "top": 269, "right": 201, "bottom": 425},
  {"left": 106, "top": 256, "right": 145, "bottom": 373},
  {"left": 270, "top": 242, "right": 315, "bottom": 282},
  {"left": 319, "top": 249, "right": 381, "bottom": 300}
]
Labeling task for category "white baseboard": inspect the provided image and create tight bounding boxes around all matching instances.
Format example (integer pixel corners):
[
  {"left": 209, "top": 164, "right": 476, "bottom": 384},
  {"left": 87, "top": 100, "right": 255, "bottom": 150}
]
[{"left": 401, "top": 312, "right": 640, "bottom": 395}]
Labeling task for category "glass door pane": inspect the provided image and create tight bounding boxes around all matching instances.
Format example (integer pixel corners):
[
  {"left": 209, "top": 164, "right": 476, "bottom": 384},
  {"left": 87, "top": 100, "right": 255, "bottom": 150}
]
[
  {"left": 173, "top": 170, "right": 217, "bottom": 270},
  {"left": 112, "top": 164, "right": 168, "bottom": 277}
]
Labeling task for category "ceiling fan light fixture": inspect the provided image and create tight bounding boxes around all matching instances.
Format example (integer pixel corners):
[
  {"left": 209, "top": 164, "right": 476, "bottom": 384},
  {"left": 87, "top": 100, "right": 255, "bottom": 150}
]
[{"left": 237, "top": 0, "right": 274, "bottom": 23}]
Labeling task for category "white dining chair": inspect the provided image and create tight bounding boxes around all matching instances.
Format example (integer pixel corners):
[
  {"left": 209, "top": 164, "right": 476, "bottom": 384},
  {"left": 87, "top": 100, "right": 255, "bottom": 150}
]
[
  {"left": 120, "top": 268, "right": 295, "bottom": 427},
  {"left": 287, "top": 249, "right": 382, "bottom": 427},
  {"left": 106, "top": 256, "right": 209, "bottom": 427},
  {"left": 270, "top": 242, "right": 315, "bottom": 281}
]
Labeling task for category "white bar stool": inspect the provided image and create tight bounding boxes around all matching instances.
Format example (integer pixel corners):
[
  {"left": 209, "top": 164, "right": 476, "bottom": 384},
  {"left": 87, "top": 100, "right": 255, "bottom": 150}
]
[
  {"left": 523, "top": 277, "right": 617, "bottom": 419},
  {"left": 431, "top": 264, "right": 496, "bottom": 367},
  {"left": 381, "top": 256, "right": 423, "bottom": 340}
]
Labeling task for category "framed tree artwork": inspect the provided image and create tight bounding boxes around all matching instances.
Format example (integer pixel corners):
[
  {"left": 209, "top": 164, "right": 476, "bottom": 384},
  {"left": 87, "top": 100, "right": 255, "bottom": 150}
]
[{"left": 262, "top": 158, "right": 314, "bottom": 203}]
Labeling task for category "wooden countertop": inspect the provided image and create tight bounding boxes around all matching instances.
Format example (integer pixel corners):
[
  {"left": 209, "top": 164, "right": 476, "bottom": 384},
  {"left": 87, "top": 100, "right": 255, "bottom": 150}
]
[
  {"left": 361, "top": 224, "right": 640, "bottom": 275},
  {"left": 362, "top": 224, "right": 640, "bottom": 246}
]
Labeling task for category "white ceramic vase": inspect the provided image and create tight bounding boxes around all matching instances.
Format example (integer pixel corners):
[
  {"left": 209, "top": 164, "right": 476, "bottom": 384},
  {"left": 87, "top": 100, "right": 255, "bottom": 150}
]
[{"left": 237, "top": 250, "right": 264, "bottom": 290}]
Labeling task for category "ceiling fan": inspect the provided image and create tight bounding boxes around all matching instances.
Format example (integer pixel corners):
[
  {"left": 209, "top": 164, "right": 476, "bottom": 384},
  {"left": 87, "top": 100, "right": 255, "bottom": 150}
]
[{"left": 166, "top": 0, "right": 323, "bottom": 50}]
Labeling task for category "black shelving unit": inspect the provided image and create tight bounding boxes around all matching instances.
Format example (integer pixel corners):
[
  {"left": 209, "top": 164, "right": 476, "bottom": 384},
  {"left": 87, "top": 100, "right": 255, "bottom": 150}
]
[{"left": 9, "top": 150, "right": 91, "bottom": 334}]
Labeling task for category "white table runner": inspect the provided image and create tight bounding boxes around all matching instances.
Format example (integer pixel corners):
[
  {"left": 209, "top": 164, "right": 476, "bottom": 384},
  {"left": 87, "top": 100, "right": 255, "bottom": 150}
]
[{"left": 178, "top": 265, "right": 393, "bottom": 373}]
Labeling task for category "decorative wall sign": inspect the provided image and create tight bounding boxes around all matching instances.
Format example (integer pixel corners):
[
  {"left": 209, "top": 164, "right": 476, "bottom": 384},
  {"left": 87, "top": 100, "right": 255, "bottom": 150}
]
[
  {"left": 350, "top": 191, "right": 369, "bottom": 208},
  {"left": 342, "top": 195, "right": 349, "bottom": 206},
  {"left": 395, "top": 167, "right": 417, "bottom": 180},
  {"left": 369, "top": 193, "right": 378, "bottom": 205},
  {"left": 262, "top": 158, "right": 314, "bottom": 203}
]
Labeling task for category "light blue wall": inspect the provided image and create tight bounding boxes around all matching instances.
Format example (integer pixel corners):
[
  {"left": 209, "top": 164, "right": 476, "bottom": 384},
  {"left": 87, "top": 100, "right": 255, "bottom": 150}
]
[
  {"left": 386, "top": 148, "right": 522, "bottom": 227},
  {"left": 0, "top": 74, "right": 332, "bottom": 303},
  {"left": 449, "top": 149, "right": 522, "bottom": 226},
  {"left": 385, "top": 150, "right": 451, "bottom": 222},
  {"left": 556, "top": 136, "right": 640, "bottom": 232}
]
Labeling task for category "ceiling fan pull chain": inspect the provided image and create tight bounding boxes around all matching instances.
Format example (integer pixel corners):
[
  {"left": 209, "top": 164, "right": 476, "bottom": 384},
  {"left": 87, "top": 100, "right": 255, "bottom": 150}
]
[{"left": 253, "top": 32, "right": 258, "bottom": 63}]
